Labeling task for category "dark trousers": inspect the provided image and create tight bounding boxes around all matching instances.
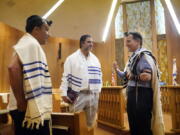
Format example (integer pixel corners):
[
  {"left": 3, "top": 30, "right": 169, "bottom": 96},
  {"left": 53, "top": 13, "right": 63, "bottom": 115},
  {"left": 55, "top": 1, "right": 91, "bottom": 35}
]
[
  {"left": 127, "top": 86, "right": 153, "bottom": 135},
  {"left": 10, "top": 110, "right": 50, "bottom": 135}
]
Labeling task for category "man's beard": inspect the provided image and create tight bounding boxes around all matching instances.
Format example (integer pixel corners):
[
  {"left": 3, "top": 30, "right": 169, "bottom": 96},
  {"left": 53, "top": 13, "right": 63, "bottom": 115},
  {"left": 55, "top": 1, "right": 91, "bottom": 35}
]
[{"left": 84, "top": 46, "right": 92, "bottom": 52}]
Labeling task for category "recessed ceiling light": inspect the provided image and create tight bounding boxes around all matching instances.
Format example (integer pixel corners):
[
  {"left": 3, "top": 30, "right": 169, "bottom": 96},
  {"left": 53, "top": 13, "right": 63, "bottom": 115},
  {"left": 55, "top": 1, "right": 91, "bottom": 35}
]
[
  {"left": 102, "top": 0, "right": 118, "bottom": 42},
  {"left": 42, "top": 0, "right": 64, "bottom": 19},
  {"left": 165, "top": 0, "right": 180, "bottom": 34}
]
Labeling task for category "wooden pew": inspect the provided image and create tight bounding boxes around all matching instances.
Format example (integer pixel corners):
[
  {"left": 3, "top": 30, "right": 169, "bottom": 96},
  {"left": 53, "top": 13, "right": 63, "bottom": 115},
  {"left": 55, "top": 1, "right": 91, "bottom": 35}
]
[
  {"left": 52, "top": 89, "right": 69, "bottom": 113},
  {"left": 51, "top": 111, "right": 94, "bottom": 135},
  {"left": 0, "top": 93, "right": 9, "bottom": 110},
  {"left": 0, "top": 110, "right": 13, "bottom": 135}
]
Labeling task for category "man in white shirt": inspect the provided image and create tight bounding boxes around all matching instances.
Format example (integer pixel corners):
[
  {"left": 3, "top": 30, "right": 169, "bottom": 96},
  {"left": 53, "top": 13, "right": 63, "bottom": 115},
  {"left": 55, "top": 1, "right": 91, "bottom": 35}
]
[{"left": 60, "top": 34, "right": 102, "bottom": 127}]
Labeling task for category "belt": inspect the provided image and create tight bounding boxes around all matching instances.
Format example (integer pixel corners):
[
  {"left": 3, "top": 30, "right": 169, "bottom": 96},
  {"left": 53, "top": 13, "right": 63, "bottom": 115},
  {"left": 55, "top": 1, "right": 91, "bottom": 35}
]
[{"left": 80, "top": 90, "right": 97, "bottom": 94}]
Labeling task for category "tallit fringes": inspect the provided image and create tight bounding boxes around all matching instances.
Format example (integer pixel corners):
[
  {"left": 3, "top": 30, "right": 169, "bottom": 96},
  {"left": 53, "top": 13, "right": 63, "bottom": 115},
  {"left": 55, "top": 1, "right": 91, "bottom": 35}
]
[
  {"left": 41, "top": 118, "right": 44, "bottom": 126},
  {"left": 22, "top": 119, "right": 26, "bottom": 127},
  {"left": 35, "top": 121, "right": 41, "bottom": 129},
  {"left": 22, "top": 119, "right": 32, "bottom": 128},
  {"left": 22, "top": 117, "right": 43, "bottom": 129},
  {"left": 30, "top": 122, "right": 35, "bottom": 129}
]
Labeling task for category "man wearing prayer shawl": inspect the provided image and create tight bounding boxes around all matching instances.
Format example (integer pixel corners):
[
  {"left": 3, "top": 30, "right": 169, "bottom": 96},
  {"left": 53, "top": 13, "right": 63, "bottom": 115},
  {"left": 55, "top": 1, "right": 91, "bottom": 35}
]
[
  {"left": 8, "top": 15, "right": 53, "bottom": 135},
  {"left": 113, "top": 32, "right": 164, "bottom": 135},
  {"left": 60, "top": 34, "right": 102, "bottom": 128}
]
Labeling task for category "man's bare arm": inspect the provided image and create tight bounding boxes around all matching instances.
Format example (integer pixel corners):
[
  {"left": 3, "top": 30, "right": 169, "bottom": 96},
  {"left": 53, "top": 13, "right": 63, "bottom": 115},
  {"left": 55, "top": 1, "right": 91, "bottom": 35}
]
[{"left": 8, "top": 54, "right": 27, "bottom": 111}]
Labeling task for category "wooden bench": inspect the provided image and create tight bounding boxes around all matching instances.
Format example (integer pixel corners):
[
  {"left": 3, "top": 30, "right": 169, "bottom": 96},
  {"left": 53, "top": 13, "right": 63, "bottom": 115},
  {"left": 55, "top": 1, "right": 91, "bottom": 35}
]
[
  {"left": 51, "top": 111, "right": 94, "bottom": 135},
  {"left": 0, "top": 110, "right": 13, "bottom": 135}
]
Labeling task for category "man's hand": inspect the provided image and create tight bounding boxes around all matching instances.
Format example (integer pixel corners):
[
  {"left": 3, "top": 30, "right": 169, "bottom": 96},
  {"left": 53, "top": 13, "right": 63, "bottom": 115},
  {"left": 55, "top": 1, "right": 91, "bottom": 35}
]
[
  {"left": 62, "top": 96, "right": 73, "bottom": 104},
  {"left": 139, "top": 72, "right": 152, "bottom": 81},
  {"left": 126, "top": 72, "right": 133, "bottom": 80},
  {"left": 113, "top": 61, "right": 119, "bottom": 71},
  {"left": 8, "top": 53, "right": 27, "bottom": 112}
]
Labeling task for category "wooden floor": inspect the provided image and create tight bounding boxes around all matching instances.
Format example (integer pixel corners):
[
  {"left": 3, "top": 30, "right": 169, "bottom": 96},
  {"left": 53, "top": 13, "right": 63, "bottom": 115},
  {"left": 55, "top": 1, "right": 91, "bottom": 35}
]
[
  {"left": 95, "top": 126, "right": 115, "bottom": 135},
  {"left": 94, "top": 113, "right": 175, "bottom": 135},
  {"left": 0, "top": 113, "right": 177, "bottom": 135},
  {"left": 1, "top": 123, "right": 117, "bottom": 135}
]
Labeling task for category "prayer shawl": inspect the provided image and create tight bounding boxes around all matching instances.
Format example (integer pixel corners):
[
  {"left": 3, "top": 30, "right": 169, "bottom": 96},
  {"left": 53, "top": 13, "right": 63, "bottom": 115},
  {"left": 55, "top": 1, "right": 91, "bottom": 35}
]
[
  {"left": 14, "top": 33, "right": 52, "bottom": 129},
  {"left": 125, "top": 48, "right": 164, "bottom": 135},
  {"left": 60, "top": 49, "right": 102, "bottom": 96}
]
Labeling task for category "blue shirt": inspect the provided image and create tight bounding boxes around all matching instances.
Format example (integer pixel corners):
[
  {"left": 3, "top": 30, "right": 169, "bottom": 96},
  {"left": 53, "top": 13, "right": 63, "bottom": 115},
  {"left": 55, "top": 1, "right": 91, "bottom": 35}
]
[{"left": 117, "top": 55, "right": 152, "bottom": 88}]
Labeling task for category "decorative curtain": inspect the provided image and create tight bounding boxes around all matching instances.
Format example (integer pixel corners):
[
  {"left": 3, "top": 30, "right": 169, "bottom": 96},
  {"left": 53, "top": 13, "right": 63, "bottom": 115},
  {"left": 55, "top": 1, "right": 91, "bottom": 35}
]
[
  {"left": 157, "top": 37, "right": 168, "bottom": 84},
  {"left": 115, "top": 5, "right": 124, "bottom": 39},
  {"left": 126, "top": 1, "right": 152, "bottom": 51},
  {"left": 155, "top": 0, "right": 166, "bottom": 34}
]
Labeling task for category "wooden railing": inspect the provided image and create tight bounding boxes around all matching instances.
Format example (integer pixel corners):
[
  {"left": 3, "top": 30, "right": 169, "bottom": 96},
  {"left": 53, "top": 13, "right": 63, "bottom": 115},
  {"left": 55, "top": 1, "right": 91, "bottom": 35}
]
[
  {"left": 161, "top": 86, "right": 180, "bottom": 133},
  {"left": 161, "top": 86, "right": 171, "bottom": 113},
  {"left": 97, "top": 86, "right": 180, "bottom": 134},
  {"left": 97, "top": 86, "right": 125, "bottom": 130}
]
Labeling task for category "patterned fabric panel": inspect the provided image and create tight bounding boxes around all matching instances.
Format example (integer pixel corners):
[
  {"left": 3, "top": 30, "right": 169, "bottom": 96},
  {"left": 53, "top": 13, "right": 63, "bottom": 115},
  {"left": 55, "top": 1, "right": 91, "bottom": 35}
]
[
  {"left": 115, "top": 5, "right": 124, "bottom": 39},
  {"left": 126, "top": 1, "right": 152, "bottom": 51},
  {"left": 155, "top": 0, "right": 166, "bottom": 34},
  {"left": 157, "top": 38, "right": 168, "bottom": 84}
]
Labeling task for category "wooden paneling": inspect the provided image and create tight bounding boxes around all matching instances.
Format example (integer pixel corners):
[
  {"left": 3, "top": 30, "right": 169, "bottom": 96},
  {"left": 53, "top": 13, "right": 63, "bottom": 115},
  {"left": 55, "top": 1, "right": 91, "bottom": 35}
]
[
  {"left": 122, "top": 4, "right": 129, "bottom": 63},
  {"left": 44, "top": 21, "right": 116, "bottom": 87},
  {"left": 93, "top": 21, "right": 116, "bottom": 84},
  {"left": 0, "top": 22, "right": 115, "bottom": 92},
  {"left": 0, "top": 22, "right": 23, "bottom": 92},
  {"left": 161, "top": 0, "right": 180, "bottom": 84},
  {"left": 42, "top": 37, "right": 79, "bottom": 88},
  {"left": 150, "top": 0, "right": 158, "bottom": 59}
]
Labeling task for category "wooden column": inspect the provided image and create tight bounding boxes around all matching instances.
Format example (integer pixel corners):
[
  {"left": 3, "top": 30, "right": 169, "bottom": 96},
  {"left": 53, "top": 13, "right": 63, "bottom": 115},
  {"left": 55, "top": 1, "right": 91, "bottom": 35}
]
[
  {"left": 160, "top": 0, "right": 180, "bottom": 85},
  {"left": 150, "top": 0, "right": 158, "bottom": 59},
  {"left": 122, "top": 4, "right": 129, "bottom": 64}
]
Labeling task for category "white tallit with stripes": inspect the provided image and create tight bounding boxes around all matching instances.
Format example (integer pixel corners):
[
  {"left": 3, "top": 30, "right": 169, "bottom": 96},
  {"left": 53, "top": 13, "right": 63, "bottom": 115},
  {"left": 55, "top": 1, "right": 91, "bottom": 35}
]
[
  {"left": 145, "top": 54, "right": 164, "bottom": 135},
  {"left": 14, "top": 33, "right": 52, "bottom": 129},
  {"left": 60, "top": 49, "right": 102, "bottom": 96}
]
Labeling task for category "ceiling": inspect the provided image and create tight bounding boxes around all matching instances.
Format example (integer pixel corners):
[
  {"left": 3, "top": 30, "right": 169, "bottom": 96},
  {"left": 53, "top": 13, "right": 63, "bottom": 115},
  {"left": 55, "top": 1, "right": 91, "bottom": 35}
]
[
  {"left": 171, "top": 0, "right": 180, "bottom": 21},
  {"left": 1, "top": 0, "right": 179, "bottom": 42},
  {"left": 0, "top": 0, "right": 120, "bottom": 42}
]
